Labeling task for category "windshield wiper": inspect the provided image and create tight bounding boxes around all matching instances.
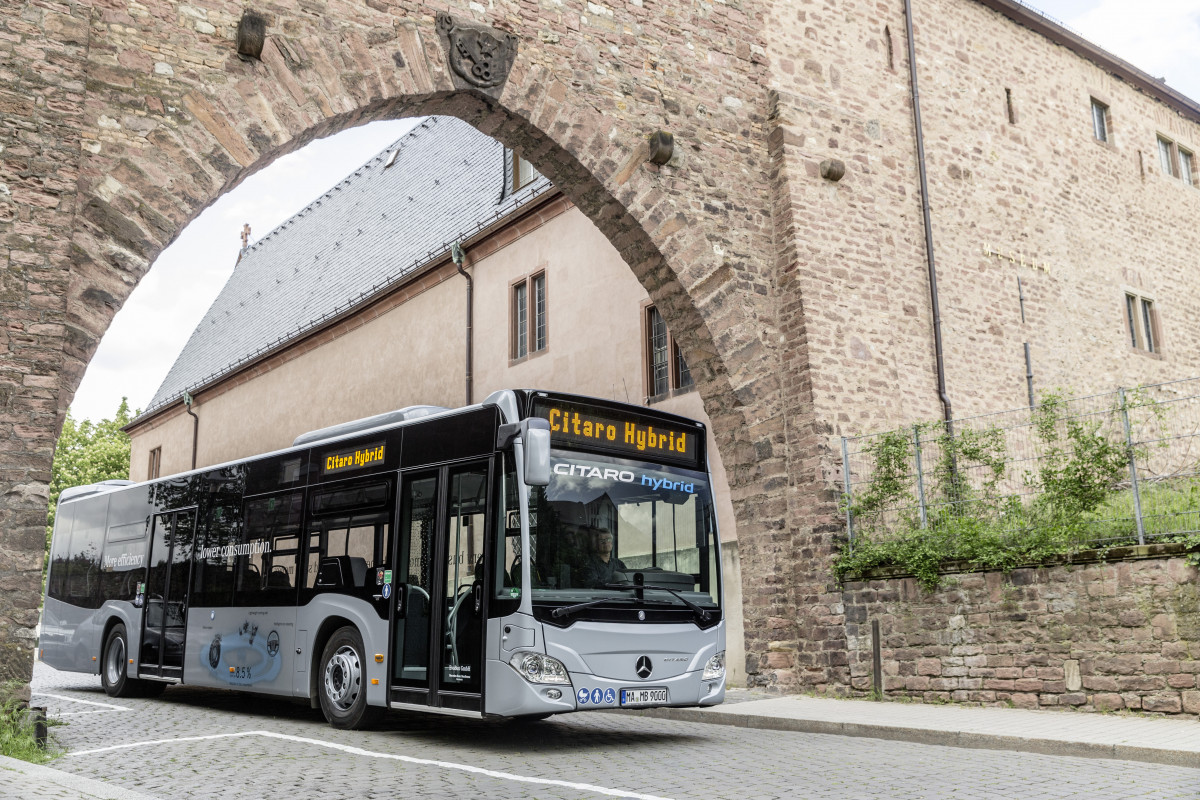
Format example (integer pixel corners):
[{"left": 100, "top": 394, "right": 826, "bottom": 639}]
[
  {"left": 605, "top": 583, "right": 713, "bottom": 623},
  {"left": 550, "top": 596, "right": 635, "bottom": 619}
]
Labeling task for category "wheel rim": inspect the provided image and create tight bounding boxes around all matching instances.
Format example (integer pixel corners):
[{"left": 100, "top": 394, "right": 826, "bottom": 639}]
[
  {"left": 105, "top": 635, "right": 125, "bottom": 687},
  {"left": 323, "top": 645, "right": 362, "bottom": 712}
]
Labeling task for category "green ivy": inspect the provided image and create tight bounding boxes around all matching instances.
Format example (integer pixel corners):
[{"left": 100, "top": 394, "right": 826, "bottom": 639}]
[{"left": 836, "top": 389, "right": 1199, "bottom": 590}]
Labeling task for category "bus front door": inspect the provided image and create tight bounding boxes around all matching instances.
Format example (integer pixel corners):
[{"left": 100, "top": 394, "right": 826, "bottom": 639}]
[
  {"left": 390, "top": 463, "right": 488, "bottom": 713},
  {"left": 140, "top": 509, "right": 195, "bottom": 680}
]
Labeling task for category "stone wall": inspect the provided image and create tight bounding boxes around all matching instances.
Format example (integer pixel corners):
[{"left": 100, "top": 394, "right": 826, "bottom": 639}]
[{"left": 841, "top": 553, "right": 1200, "bottom": 716}]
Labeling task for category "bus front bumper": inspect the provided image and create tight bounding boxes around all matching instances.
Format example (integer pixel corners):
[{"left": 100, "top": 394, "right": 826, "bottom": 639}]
[{"left": 484, "top": 657, "right": 725, "bottom": 718}]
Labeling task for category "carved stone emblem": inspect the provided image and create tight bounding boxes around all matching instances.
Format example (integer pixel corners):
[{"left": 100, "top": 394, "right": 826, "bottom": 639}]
[{"left": 435, "top": 13, "right": 518, "bottom": 93}]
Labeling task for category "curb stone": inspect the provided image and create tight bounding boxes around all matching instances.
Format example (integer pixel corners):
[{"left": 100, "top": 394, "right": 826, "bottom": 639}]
[{"left": 618, "top": 706, "right": 1200, "bottom": 768}]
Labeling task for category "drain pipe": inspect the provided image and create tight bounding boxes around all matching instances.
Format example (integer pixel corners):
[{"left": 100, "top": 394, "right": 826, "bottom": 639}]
[
  {"left": 904, "top": 0, "right": 953, "bottom": 424},
  {"left": 451, "top": 242, "right": 473, "bottom": 405},
  {"left": 183, "top": 391, "right": 199, "bottom": 470}
]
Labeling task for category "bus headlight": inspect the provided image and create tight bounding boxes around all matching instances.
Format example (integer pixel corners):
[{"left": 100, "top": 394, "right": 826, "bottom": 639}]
[
  {"left": 509, "top": 652, "right": 571, "bottom": 685},
  {"left": 702, "top": 650, "right": 725, "bottom": 680}
]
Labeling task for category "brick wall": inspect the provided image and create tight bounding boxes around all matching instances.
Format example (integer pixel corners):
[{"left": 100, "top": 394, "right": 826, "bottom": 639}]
[{"left": 842, "top": 554, "right": 1200, "bottom": 716}]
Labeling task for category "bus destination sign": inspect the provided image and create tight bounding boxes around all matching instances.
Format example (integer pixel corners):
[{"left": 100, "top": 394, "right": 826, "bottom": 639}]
[
  {"left": 533, "top": 400, "right": 700, "bottom": 467},
  {"left": 322, "top": 442, "right": 386, "bottom": 475}
]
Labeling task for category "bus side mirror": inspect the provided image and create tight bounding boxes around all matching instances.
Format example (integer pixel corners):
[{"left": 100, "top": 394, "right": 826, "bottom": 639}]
[{"left": 523, "top": 419, "right": 551, "bottom": 487}]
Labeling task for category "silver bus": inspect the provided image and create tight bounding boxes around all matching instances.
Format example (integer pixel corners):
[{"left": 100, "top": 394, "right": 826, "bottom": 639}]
[{"left": 40, "top": 390, "right": 726, "bottom": 728}]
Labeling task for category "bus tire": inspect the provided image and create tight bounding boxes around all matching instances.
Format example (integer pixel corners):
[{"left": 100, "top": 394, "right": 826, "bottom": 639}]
[
  {"left": 101, "top": 625, "right": 140, "bottom": 698},
  {"left": 318, "top": 626, "right": 381, "bottom": 730}
]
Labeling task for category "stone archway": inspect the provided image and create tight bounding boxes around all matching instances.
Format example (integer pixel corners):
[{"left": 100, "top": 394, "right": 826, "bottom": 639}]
[{"left": 1, "top": 0, "right": 830, "bottom": 696}]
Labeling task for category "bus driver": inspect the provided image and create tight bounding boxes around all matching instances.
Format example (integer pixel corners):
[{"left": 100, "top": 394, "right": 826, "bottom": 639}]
[{"left": 576, "top": 527, "right": 627, "bottom": 588}]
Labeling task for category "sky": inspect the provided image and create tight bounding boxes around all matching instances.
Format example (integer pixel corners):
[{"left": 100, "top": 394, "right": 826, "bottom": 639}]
[
  {"left": 70, "top": 118, "right": 421, "bottom": 422},
  {"left": 67, "top": 2, "right": 1200, "bottom": 421}
]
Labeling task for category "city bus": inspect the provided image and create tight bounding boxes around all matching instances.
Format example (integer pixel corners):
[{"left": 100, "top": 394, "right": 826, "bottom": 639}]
[{"left": 40, "top": 390, "right": 726, "bottom": 728}]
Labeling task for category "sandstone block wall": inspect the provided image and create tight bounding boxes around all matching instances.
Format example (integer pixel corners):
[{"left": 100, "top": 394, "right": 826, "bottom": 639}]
[{"left": 842, "top": 556, "right": 1200, "bottom": 715}]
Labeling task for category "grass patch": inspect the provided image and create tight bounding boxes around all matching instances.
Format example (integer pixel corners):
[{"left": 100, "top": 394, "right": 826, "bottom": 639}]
[{"left": 0, "top": 683, "right": 59, "bottom": 764}]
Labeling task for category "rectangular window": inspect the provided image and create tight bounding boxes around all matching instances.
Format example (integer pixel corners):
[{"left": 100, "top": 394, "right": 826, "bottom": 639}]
[
  {"left": 1091, "top": 99, "right": 1109, "bottom": 142},
  {"left": 1141, "top": 299, "right": 1156, "bottom": 354},
  {"left": 513, "top": 281, "right": 527, "bottom": 359},
  {"left": 511, "top": 271, "right": 547, "bottom": 360},
  {"left": 648, "top": 306, "right": 670, "bottom": 397},
  {"left": 1158, "top": 136, "right": 1177, "bottom": 177},
  {"left": 533, "top": 272, "right": 546, "bottom": 351},
  {"left": 1180, "top": 148, "right": 1195, "bottom": 186},
  {"left": 1124, "top": 292, "right": 1161, "bottom": 354},
  {"left": 645, "top": 305, "right": 694, "bottom": 399},
  {"left": 233, "top": 490, "right": 304, "bottom": 605},
  {"left": 147, "top": 447, "right": 161, "bottom": 480},
  {"left": 512, "top": 152, "right": 536, "bottom": 192}
]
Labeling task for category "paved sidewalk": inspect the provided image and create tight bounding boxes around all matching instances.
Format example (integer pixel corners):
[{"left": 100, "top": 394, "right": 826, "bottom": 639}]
[
  {"left": 630, "top": 689, "right": 1200, "bottom": 767},
  {"left": 0, "top": 754, "right": 160, "bottom": 800}
]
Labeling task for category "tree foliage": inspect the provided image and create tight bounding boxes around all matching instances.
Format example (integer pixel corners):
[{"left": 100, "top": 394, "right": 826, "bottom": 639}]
[{"left": 47, "top": 399, "right": 134, "bottom": 537}]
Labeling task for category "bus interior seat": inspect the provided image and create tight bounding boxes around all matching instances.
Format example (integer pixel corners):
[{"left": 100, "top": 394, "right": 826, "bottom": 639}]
[{"left": 267, "top": 565, "right": 291, "bottom": 589}]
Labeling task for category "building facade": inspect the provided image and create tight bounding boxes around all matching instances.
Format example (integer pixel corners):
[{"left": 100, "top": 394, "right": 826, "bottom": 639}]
[{"left": 9, "top": 0, "right": 1200, "bottom": 699}]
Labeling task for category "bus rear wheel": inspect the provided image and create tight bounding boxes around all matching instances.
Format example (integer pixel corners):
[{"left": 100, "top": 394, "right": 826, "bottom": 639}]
[
  {"left": 318, "top": 626, "right": 382, "bottom": 730},
  {"left": 101, "top": 625, "right": 145, "bottom": 698}
]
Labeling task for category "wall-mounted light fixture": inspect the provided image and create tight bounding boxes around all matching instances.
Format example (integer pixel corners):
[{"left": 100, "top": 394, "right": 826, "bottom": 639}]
[
  {"left": 648, "top": 130, "right": 674, "bottom": 165},
  {"left": 237, "top": 11, "right": 267, "bottom": 61},
  {"left": 820, "top": 159, "right": 846, "bottom": 182}
]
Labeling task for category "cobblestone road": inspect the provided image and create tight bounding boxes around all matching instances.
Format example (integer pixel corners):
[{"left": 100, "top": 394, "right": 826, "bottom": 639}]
[{"left": 27, "top": 663, "right": 1200, "bottom": 800}]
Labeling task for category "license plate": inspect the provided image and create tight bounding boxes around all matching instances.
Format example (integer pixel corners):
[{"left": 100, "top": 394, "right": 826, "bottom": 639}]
[{"left": 620, "top": 687, "right": 668, "bottom": 707}]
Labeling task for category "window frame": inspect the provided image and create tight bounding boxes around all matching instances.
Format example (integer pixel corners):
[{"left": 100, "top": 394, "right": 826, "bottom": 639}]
[
  {"left": 1090, "top": 98, "right": 1110, "bottom": 143},
  {"left": 509, "top": 269, "right": 548, "bottom": 363},
  {"left": 512, "top": 151, "right": 536, "bottom": 192},
  {"left": 642, "top": 302, "right": 695, "bottom": 402},
  {"left": 1179, "top": 146, "right": 1196, "bottom": 187},
  {"left": 1158, "top": 135, "right": 1178, "bottom": 178},
  {"left": 1123, "top": 290, "right": 1163, "bottom": 357},
  {"left": 147, "top": 446, "right": 162, "bottom": 480},
  {"left": 1158, "top": 134, "right": 1197, "bottom": 187}
]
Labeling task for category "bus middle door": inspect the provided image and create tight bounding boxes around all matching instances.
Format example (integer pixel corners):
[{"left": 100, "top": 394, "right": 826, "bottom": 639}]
[
  {"left": 390, "top": 461, "right": 490, "bottom": 713},
  {"left": 140, "top": 508, "right": 196, "bottom": 680}
]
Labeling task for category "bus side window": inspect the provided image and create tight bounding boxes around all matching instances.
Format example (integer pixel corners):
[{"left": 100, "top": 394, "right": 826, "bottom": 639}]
[
  {"left": 305, "top": 478, "right": 392, "bottom": 591},
  {"left": 47, "top": 503, "right": 77, "bottom": 602},
  {"left": 67, "top": 502, "right": 106, "bottom": 610},
  {"left": 193, "top": 503, "right": 239, "bottom": 608},
  {"left": 235, "top": 491, "right": 304, "bottom": 606}
]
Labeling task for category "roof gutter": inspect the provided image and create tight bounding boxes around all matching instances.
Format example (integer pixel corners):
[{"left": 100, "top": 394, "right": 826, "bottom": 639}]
[
  {"left": 973, "top": 0, "right": 1200, "bottom": 123},
  {"left": 126, "top": 185, "right": 566, "bottom": 434}
]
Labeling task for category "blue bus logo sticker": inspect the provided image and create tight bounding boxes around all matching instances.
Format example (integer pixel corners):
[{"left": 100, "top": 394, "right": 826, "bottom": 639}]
[
  {"left": 603, "top": 688, "right": 616, "bottom": 704},
  {"left": 591, "top": 688, "right": 603, "bottom": 704},
  {"left": 577, "top": 688, "right": 590, "bottom": 705}
]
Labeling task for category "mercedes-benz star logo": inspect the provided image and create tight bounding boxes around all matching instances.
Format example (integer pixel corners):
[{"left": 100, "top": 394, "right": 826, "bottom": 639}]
[{"left": 636, "top": 655, "right": 653, "bottom": 679}]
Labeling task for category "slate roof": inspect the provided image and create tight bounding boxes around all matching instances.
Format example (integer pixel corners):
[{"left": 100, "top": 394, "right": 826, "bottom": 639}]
[{"left": 143, "top": 116, "right": 551, "bottom": 417}]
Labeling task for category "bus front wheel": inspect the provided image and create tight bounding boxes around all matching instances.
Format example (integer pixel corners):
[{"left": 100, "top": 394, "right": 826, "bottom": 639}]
[{"left": 318, "top": 626, "right": 382, "bottom": 730}]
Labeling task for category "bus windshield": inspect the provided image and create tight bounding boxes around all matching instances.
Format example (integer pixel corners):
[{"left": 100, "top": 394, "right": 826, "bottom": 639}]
[{"left": 520, "top": 451, "right": 720, "bottom": 622}]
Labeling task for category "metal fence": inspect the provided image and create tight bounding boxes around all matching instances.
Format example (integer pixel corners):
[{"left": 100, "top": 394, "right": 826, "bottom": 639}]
[{"left": 840, "top": 377, "right": 1200, "bottom": 551}]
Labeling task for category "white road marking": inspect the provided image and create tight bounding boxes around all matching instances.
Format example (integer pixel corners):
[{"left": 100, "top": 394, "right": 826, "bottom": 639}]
[
  {"left": 67, "top": 730, "right": 675, "bottom": 800},
  {"left": 34, "top": 692, "right": 130, "bottom": 711}
]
